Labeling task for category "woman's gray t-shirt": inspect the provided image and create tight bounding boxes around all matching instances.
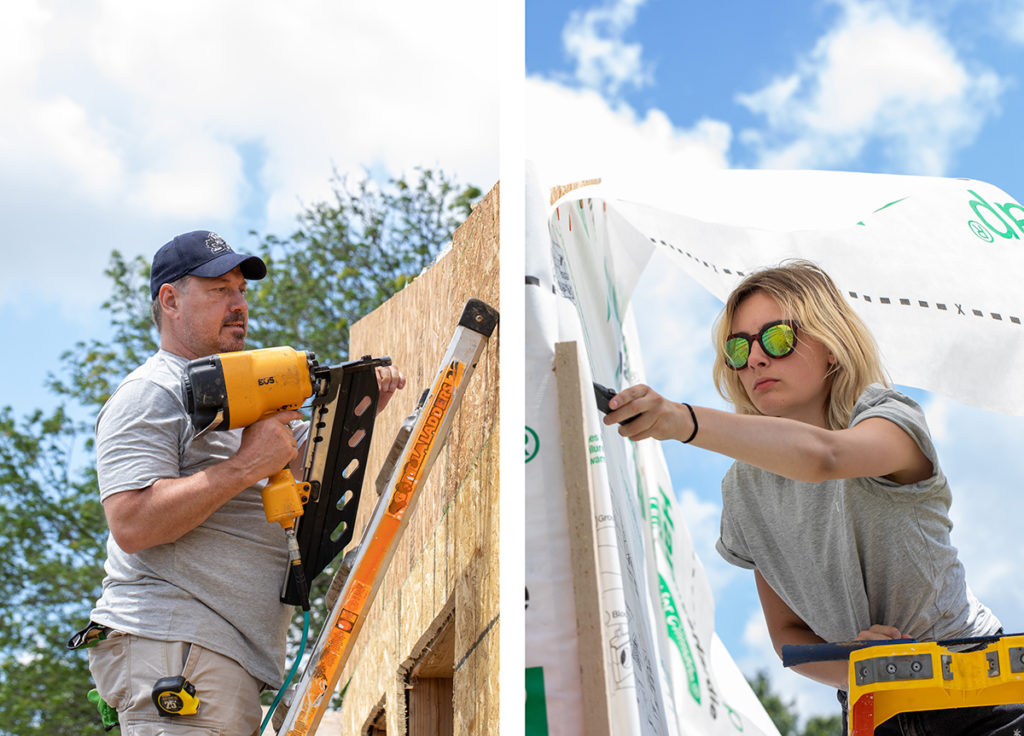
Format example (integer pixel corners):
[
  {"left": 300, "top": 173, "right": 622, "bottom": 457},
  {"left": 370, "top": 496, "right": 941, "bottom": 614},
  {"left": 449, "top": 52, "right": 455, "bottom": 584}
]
[{"left": 716, "top": 384, "right": 999, "bottom": 645}]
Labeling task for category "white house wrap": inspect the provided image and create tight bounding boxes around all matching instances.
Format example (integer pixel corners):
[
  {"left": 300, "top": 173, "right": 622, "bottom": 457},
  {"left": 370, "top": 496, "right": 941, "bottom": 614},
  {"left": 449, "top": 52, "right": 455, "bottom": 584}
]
[{"left": 524, "top": 165, "right": 1024, "bottom": 735}]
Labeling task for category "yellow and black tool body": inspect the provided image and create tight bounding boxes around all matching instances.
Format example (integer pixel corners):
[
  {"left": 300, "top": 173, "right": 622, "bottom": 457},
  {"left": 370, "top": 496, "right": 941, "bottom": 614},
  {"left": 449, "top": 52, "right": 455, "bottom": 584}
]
[
  {"left": 783, "top": 632, "right": 1024, "bottom": 734},
  {"left": 184, "top": 347, "right": 317, "bottom": 531},
  {"left": 846, "top": 634, "right": 1024, "bottom": 734},
  {"left": 182, "top": 347, "right": 389, "bottom": 608},
  {"left": 184, "top": 346, "right": 316, "bottom": 432}
]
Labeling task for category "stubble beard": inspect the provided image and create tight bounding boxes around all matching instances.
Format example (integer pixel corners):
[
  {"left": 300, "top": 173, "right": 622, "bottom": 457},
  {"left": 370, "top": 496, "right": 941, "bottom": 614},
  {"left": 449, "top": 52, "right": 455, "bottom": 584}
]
[
  {"left": 218, "top": 319, "right": 247, "bottom": 354},
  {"left": 180, "top": 317, "right": 247, "bottom": 358}
]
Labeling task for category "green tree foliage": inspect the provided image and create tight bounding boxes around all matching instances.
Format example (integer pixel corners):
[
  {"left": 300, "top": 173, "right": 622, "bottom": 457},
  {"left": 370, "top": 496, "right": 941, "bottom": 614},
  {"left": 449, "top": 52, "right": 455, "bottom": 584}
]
[
  {"left": 0, "top": 407, "right": 105, "bottom": 734},
  {"left": 803, "top": 714, "right": 845, "bottom": 736},
  {"left": 749, "top": 671, "right": 801, "bottom": 736},
  {"left": 0, "top": 167, "right": 479, "bottom": 734},
  {"left": 748, "top": 670, "right": 843, "bottom": 736},
  {"left": 247, "top": 167, "right": 481, "bottom": 363}
]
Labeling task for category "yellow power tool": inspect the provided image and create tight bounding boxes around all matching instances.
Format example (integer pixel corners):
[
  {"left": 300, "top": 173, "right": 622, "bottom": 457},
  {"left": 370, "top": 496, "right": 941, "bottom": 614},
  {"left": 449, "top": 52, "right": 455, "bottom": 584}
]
[
  {"left": 183, "top": 346, "right": 316, "bottom": 531},
  {"left": 182, "top": 347, "right": 390, "bottom": 611}
]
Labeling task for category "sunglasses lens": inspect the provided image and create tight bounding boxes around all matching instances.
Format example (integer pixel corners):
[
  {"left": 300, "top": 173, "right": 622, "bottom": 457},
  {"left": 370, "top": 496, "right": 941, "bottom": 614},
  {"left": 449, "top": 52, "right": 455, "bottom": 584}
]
[
  {"left": 725, "top": 337, "right": 750, "bottom": 369},
  {"left": 761, "top": 323, "right": 796, "bottom": 358}
]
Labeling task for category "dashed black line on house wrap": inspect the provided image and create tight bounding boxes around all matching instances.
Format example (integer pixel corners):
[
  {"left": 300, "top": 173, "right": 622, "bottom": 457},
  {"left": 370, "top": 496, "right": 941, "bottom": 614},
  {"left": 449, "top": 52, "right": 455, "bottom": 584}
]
[{"left": 649, "top": 236, "right": 1023, "bottom": 326}]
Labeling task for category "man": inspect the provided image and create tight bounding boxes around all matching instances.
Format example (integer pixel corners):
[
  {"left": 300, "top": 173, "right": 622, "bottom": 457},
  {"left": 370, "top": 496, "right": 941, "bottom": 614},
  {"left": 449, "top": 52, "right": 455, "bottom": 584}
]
[{"left": 84, "top": 230, "right": 404, "bottom": 734}]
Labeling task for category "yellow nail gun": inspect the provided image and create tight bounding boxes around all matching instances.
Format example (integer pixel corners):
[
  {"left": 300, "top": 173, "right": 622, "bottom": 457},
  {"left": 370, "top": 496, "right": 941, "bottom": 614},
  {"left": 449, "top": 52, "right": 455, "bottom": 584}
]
[{"left": 182, "top": 347, "right": 390, "bottom": 609}]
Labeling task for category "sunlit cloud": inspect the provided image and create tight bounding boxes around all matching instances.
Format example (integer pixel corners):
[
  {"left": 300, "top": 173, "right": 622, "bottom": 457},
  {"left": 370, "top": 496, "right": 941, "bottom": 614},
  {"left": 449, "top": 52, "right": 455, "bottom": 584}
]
[
  {"left": 736, "top": 0, "right": 1004, "bottom": 175},
  {"left": 526, "top": 77, "right": 731, "bottom": 198},
  {"left": 562, "top": 0, "right": 652, "bottom": 97},
  {"left": 0, "top": 0, "right": 498, "bottom": 315}
]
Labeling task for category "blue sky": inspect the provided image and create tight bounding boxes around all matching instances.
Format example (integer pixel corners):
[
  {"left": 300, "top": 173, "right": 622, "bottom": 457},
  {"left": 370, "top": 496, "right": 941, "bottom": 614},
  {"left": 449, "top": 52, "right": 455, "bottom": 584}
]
[
  {"left": 0, "top": 0, "right": 499, "bottom": 422},
  {"left": 527, "top": 0, "right": 1024, "bottom": 721}
]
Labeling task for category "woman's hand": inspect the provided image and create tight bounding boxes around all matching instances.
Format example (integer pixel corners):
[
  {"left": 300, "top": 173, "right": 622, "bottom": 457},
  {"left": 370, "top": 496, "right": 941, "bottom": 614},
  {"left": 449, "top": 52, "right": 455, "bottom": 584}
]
[
  {"left": 855, "top": 624, "right": 904, "bottom": 641},
  {"left": 603, "top": 384, "right": 696, "bottom": 443}
]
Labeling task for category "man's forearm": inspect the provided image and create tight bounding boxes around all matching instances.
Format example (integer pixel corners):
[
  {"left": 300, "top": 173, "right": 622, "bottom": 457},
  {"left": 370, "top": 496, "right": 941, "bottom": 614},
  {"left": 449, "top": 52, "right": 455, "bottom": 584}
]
[{"left": 103, "top": 455, "right": 267, "bottom": 554}]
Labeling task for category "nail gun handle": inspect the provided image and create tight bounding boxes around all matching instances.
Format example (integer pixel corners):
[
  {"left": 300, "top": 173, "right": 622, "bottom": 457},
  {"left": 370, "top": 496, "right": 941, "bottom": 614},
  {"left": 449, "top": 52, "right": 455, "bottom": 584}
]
[{"left": 262, "top": 469, "right": 310, "bottom": 530}]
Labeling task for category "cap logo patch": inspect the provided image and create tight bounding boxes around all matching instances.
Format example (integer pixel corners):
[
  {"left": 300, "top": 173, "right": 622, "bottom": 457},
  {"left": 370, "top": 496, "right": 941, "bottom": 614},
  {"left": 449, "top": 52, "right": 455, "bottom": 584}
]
[{"left": 205, "top": 233, "right": 232, "bottom": 254}]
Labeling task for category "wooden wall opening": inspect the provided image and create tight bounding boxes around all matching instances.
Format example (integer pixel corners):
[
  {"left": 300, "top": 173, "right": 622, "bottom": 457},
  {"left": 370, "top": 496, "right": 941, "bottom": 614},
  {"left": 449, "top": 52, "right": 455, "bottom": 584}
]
[
  {"left": 361, "top": 696, "right": 387, "bottom": 736},
  {"left": 405, "top": 612, "right": 456, "bottom": 736}
]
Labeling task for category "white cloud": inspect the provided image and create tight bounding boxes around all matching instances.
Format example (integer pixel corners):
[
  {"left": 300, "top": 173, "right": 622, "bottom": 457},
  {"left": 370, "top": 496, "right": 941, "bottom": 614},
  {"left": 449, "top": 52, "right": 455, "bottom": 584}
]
[
  {"left": 675, "top": 487, "right": 743, "bottom": 597},
  {"left": 130, "top": 139, "right": 245, "bottom": 220},
  {"left": 0, "top": 0, "right": 498, "bottom": 316},
  {"left": 677, "top": 487, "right": 718, "bottom": 528},
  {"left": 736, "top": 0, "right": 1004, "bottom": 175},
  {"left": 1008, "top": 1, "right": 1024, "bottom": 44},
  {"left": 526, "top": 76, "right": 731, "bottom": 199},
  {"left": 530, "top": 0, "right": 730, "bottom": 196},
  {"left": 562, "top": 0, "right": 652, "bottom": 97},
  {"left": 0, "top": 1, "right": 49, "bottom": 87},
  {"left": 920, "top": 392, "right": 951, "bottom": 444}
]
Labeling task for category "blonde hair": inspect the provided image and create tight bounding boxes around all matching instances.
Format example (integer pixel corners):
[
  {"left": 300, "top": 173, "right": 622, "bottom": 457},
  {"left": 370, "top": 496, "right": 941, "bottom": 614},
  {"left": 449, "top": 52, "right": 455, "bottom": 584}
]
[{"left": 711, "top": 260, "right": 889, "bottom": 430}]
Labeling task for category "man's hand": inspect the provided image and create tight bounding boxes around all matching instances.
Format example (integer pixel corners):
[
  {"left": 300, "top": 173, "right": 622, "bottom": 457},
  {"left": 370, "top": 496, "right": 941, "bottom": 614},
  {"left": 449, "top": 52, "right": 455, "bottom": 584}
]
[
  {"left": 376, "top": 365, "right": 406, "bottom": 414},
  {"left": 233, "top": 411, "right": 303, "bottom": 482}
]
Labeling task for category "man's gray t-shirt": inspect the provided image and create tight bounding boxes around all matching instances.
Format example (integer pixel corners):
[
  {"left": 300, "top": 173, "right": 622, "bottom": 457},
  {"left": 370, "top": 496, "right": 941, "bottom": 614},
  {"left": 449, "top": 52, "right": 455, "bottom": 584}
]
[
  {"left": 716, "top": 384, "right": 999, "bottom": 646},
  {"left": 90, "top": 350, "right": 297, "bottom": 687}
]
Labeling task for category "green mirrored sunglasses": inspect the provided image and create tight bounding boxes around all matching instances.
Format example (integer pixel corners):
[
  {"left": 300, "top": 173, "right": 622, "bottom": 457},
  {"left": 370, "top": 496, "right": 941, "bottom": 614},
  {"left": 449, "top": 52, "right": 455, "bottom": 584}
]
[{"left": 725, "top": 320, "right": 798, "bottom": 370}]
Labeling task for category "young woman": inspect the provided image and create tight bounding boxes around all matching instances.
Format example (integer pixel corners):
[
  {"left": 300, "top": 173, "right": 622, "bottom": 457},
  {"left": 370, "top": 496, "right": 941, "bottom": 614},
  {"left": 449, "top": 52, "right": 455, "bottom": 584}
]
[{"left": 603, "top": 260, "right": 1023, "bottom": 734}]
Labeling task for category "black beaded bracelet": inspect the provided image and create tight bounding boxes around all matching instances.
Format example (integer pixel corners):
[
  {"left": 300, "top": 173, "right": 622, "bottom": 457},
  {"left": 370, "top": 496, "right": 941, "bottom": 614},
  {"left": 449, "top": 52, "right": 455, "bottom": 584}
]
[{"left": 681, "top": 402, "right": 698, "bottom": 444}]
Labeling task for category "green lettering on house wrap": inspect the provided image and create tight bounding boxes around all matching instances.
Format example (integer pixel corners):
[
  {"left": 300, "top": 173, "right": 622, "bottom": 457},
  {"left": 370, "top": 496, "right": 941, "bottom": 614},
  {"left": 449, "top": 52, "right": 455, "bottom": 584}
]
[{"left": 659, "top": 573, "right": 700, "bottom": 704}]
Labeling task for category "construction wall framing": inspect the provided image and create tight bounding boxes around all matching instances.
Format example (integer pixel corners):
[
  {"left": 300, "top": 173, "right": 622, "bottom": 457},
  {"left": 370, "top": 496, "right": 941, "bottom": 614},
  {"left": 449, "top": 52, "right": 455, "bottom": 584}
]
[{"left": 332, "top": 182, "right": 500, "bottom": 735}]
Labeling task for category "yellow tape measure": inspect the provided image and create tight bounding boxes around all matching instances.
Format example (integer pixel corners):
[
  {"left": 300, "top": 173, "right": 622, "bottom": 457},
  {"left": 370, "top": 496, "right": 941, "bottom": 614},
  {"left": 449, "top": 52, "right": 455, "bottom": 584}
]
[{"left": 152, "top": 676, "right": 200, "bottom": 717}]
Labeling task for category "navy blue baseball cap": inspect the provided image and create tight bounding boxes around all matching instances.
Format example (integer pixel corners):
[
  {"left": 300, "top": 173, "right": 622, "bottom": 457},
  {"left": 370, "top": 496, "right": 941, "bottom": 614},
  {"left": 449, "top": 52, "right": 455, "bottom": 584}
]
[{"left": 150, "top": 230, "right": 267, "bottom": 300}]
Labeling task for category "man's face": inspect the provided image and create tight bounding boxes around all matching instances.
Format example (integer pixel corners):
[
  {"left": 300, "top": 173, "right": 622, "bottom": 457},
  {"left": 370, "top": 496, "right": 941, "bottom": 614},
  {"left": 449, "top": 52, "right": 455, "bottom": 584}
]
[{"left": 165, "top": 267, "right": 250, "bottom": 358}]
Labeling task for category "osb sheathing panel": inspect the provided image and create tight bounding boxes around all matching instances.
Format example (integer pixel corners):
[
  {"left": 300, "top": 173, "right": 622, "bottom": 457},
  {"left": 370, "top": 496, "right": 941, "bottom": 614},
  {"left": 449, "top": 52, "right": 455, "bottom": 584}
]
[
  {"left": 330, "top": 181, "right": 500, "bottom": 736},
  {"left": 452, "top": 433, "right": 500, "bottom": 733}
]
